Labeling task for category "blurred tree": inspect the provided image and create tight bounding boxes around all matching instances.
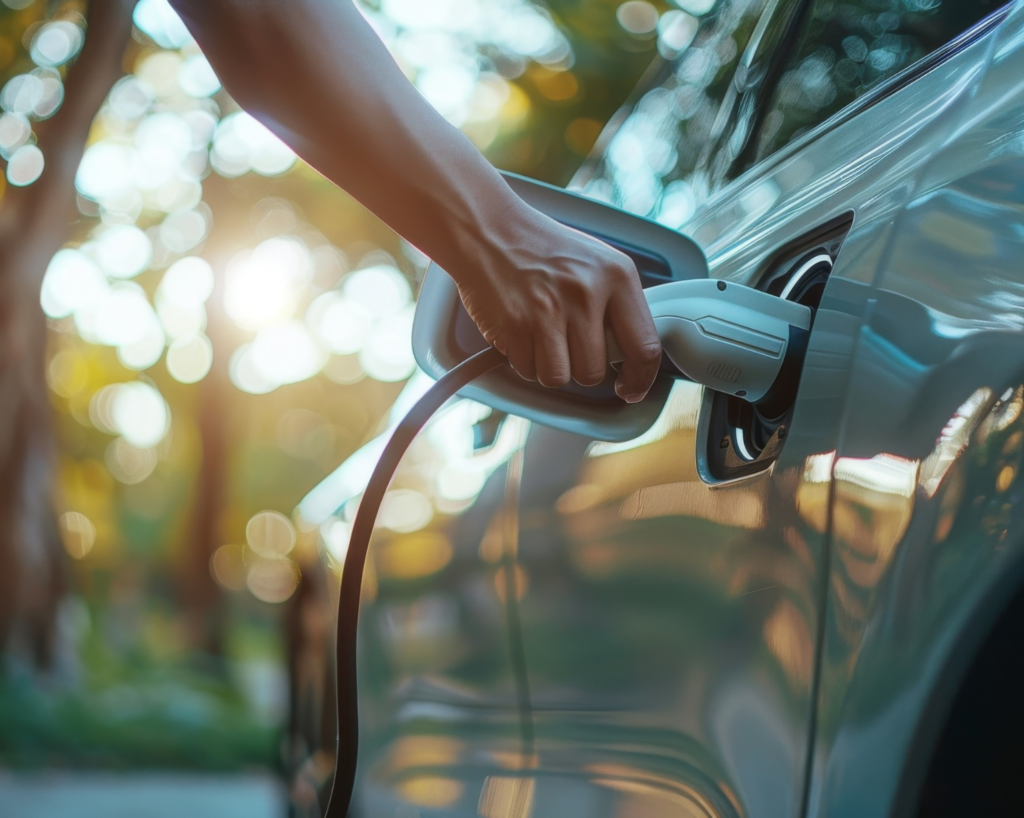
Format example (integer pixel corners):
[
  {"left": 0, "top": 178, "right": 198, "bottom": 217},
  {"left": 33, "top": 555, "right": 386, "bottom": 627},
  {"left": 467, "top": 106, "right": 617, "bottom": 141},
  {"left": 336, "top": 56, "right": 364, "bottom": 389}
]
[{"left": 0, "top": 0, "right": 136, "bottom": 666}]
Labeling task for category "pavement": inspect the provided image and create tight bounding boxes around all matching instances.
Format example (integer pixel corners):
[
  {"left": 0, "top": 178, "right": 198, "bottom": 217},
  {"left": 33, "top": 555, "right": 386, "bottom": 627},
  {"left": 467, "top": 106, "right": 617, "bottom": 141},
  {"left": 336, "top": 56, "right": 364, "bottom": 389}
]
[{"left": 0, "top": 771, "right": 287, "bottom": 817}]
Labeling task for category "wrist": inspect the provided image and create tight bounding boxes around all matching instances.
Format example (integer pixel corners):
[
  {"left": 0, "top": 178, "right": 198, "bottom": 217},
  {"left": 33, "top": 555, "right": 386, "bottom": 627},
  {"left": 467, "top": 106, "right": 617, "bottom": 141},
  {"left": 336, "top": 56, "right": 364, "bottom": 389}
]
[{"left": 445, "top": 184, "right": 549, "bottom": 284}]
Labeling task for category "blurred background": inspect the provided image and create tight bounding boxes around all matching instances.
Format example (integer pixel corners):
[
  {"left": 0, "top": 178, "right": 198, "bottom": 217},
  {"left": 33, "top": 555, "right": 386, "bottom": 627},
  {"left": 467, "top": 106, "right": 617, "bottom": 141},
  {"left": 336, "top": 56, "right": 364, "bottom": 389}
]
[{"left": 0, "top": 0, "right": 674, "bottom": 813}]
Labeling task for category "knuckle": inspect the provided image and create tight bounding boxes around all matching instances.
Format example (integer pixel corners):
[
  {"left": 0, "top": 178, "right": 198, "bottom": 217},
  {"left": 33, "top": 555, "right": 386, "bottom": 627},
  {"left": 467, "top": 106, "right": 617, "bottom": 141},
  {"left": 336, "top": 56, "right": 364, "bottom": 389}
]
[{"left": 609, "top": 258, "right": 637, "bottom": 283}]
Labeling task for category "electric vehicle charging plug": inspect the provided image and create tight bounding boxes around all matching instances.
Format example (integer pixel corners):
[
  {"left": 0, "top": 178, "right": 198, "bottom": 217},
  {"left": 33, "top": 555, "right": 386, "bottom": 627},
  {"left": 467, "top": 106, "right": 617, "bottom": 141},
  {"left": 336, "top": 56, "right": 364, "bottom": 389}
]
[{"left": 610, "top": 278, "right": 813, "bottom": 403}]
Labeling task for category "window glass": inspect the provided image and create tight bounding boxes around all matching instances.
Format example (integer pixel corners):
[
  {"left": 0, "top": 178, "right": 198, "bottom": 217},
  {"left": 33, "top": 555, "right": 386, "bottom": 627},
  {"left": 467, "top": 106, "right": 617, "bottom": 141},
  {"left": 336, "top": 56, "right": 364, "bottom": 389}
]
[
  {"left": 575, "top": 0, "right": 779, "bottom": 225},
  {"left": 578, "top": 0, "right": 1006, "bottom": 229},
  {"left": 746, "top": 0, "right": 1006, "bottom": 166}
]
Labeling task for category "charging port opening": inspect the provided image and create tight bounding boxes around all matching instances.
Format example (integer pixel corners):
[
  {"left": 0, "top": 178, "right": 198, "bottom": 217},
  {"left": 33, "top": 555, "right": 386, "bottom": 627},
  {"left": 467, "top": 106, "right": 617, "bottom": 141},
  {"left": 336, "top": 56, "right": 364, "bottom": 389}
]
[{"left": 700, "top": 213, "right": 853, "bottom": 482}]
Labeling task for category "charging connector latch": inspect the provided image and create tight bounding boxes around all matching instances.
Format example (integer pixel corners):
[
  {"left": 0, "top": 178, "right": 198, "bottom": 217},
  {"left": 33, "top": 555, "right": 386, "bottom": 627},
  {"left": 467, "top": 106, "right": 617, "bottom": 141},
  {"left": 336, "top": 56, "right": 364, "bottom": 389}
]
[{"left": 610, "top": 279, "right": 812, "bottom": 403}]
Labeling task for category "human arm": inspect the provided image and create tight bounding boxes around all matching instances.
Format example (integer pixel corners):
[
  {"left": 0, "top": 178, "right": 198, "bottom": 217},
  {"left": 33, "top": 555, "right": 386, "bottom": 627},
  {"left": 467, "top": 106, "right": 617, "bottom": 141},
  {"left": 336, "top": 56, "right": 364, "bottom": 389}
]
[{"left": 169, "top": 0, "right": 662, "bottom": 400}]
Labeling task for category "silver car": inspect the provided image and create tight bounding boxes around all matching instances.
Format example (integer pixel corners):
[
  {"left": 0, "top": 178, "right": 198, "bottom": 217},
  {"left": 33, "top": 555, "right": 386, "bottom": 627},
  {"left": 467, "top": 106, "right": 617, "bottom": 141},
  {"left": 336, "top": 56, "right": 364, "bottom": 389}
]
[{"left": 292, "top": 1, "right": 1024, "bottom": 816}]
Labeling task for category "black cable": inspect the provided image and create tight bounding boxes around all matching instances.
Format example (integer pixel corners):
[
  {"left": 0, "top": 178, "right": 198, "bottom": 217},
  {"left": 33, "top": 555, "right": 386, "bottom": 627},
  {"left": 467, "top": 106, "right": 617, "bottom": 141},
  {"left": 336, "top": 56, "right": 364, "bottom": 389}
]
[{"left": 324, "top": 346, "right": 507, "bottom": 818}]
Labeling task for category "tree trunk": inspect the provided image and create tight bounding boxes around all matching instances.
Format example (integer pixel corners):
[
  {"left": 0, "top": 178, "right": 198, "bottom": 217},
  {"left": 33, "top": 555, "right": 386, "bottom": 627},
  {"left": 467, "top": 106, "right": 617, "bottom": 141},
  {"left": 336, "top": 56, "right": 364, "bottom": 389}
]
[{"left": 0, "top": 0, "right": 137, "bottom": 665}]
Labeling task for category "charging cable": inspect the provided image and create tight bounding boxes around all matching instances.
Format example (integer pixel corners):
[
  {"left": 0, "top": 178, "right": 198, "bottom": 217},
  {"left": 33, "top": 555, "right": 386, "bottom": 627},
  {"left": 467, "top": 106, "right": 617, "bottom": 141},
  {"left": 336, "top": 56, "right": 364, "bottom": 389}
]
[{"left": 324, "top": 346, "right": 506, "bottom": 818}]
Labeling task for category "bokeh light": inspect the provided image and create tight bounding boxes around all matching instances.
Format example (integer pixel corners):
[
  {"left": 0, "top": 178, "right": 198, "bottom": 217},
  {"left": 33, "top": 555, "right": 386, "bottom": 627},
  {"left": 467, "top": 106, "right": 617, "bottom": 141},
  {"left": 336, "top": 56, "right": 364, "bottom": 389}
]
[
  {"left": 246, "top": 555, "right": 299, "bottom": 603},
  {"left": 379, "top": 489, "right": 434, "bottom": 533},
  {"left": 246, "top": 511, "right": 297, "bottom": 558},
  {"left": 106, "top": 437, "right": 159, "bottom": 484},
  {"left": 178, "top": 54, "right": 221, "bottom": 98},
  {"left": 211, "top": 112, "right": 296, "bottom": 178},
  {"left": 306, "top": 293, "right": 373, "bottom": 356},
  {"left": 676, "top": 0, "right": 716, "bottom": 13},
  {"left": 58, "top": 511, "right": 97, "bottom": 559},
  {"left": 160, "top": 256, "right": 215, "bottom": 306},
  {"left": 210, "top": 544, "right": 247, "bottom": 591},
  {"left": 166, "top": 334, "right": 213, "bottom": 383},
  {"left": 30, "top": 20, "right": 85, "bottom": 68},
  {"left": 359, "top": 305, "right": 416, "bottom": 382},
  {"left": 94, "top": 225, "right": 153, "bottom": 278},
  {"left": 94, "top": 283, "right": 159, "bottom": 347},
  {"left": 6, "top": 143, "right": 43, "bottom": 186},
  {"left": 133, "top": 0, "right": 194, "bottom": 50},
  {"left": 248, "top": 322, "right": 327, "bottom": 388},
  {"left": 118, "top": 319, "right": 167, "bottom": 371},
  {"left": 0, "top": 112, "right": 31, "bottom": 157},
  {"left": 617, "top": 1, "right": 659, "bottom": 36},
  {"left": 110, "top": 382, "right": 170, "bottom": 448}
]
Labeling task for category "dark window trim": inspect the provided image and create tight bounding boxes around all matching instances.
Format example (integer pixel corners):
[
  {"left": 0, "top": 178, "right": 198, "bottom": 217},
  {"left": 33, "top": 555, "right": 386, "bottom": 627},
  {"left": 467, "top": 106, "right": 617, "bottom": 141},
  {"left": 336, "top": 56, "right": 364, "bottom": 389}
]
[
  {"left": 730, "top": 0, "right": 814, "bottom": 174},
  {"left": 704, "top": 2, "right": 1012, "bottom": 210}
]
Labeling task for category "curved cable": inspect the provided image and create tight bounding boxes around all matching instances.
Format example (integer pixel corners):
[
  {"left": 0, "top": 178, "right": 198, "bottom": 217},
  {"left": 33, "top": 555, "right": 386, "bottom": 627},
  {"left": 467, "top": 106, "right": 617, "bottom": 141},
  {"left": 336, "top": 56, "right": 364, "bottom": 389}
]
[{"left": 324, "top": 346, "right": 507, "bottom": 818}]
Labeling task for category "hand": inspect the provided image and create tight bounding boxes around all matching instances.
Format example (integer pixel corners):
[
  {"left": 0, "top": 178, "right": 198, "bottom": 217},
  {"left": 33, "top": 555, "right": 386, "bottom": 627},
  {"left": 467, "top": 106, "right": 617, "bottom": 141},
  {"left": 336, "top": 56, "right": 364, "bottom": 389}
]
[{"left": 450, "top": 202, "right": 662, "bottom": 403}]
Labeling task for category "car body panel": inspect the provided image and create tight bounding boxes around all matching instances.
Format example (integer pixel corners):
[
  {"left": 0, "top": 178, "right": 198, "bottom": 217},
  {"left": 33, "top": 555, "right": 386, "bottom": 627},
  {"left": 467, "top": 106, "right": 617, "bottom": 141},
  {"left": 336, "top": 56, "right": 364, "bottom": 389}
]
[{"left": 806, "top": 5, "right": 1024, "bottom": 817}]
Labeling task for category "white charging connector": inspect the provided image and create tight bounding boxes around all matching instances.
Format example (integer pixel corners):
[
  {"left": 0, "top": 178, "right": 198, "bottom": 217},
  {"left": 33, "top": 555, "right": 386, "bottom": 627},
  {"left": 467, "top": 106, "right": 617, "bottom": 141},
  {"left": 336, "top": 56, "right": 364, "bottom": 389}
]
[{"left": 610, "top": 279, "right": 813, "bottom": 403}]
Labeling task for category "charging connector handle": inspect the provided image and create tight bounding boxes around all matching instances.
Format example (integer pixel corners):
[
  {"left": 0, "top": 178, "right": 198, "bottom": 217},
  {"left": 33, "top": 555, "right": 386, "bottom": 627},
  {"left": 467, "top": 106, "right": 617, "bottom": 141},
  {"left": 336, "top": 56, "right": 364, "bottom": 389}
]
[
  {"left": 611, "top": 279, "right": 812, "bottom": 403},
  {"left": 324, "top": 347, "right": 506, "bottom": 818}
]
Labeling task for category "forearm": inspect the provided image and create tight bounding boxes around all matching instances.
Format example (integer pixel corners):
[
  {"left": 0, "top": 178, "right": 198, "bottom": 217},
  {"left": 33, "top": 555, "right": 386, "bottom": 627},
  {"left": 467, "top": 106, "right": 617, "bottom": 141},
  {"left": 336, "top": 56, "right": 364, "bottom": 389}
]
[{"left": 170, "top": 0, "right": 528, "bottom": 275}]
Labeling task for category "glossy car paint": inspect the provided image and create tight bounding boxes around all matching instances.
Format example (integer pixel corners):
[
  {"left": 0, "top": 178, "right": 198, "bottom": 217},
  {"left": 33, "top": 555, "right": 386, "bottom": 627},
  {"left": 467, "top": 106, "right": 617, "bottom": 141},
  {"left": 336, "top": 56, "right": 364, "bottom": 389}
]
[{"left": 302, "top": 3, "right": 1024, "bottom": 817}]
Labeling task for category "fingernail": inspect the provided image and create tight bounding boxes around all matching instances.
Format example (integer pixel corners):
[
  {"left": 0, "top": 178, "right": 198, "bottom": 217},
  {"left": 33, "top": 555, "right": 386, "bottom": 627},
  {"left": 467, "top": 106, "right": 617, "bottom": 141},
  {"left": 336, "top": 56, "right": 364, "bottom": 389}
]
[{"left": 616, "top": 385, "right": 645, "bottom": 403}]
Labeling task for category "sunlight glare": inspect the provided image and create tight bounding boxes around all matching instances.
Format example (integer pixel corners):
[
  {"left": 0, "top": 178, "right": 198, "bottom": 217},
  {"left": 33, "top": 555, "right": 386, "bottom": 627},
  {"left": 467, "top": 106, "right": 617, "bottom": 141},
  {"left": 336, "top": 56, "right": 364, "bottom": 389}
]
[{"left": 224, "top": 237, "right": 312, "bottom": 330}]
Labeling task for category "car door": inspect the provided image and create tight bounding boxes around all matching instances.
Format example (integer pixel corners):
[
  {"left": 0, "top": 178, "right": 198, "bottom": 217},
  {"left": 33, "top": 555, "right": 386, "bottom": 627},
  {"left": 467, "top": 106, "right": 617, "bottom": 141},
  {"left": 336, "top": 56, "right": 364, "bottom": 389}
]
[
  {"left": 500, "top": 3, "right": 1013, "bottom": 818},
  {"left": 321, "top": 2, "right": 1015, "bottom": 817}
]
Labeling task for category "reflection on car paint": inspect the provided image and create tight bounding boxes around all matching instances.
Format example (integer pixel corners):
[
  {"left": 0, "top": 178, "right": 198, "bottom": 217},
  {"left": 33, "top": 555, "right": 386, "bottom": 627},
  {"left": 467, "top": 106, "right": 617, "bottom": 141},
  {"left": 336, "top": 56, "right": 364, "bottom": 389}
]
[{"left": 809, "top": 9, "right": 1024, "bottom": 812}]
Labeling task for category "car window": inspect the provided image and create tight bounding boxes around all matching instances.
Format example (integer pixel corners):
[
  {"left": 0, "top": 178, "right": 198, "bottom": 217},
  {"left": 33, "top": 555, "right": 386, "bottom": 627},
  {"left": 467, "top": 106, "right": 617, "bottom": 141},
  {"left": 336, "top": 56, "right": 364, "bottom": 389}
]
[
  {"left": 574, "top": 0, "right": 786, "bottom": 224},
  {"left": 741, "top": 0, "right": 1007, "bottom": 168},
  {"left": 577, "top": 0, "right": 1008, "bottom": 230}
]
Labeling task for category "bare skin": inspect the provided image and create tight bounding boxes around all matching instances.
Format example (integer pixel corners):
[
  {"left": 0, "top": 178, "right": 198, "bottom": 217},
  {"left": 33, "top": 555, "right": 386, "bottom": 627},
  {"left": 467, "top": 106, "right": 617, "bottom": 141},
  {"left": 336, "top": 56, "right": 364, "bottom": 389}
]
[{"left": 170, "top": 0, "right": 662, "bottom": 401}]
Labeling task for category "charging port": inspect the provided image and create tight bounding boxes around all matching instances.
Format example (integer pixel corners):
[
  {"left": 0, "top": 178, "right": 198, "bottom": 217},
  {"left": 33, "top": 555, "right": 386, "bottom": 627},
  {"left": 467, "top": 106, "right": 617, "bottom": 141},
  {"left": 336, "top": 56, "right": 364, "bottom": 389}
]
[{"left": 700, "top": 214, "right": 852, "bottom": 482}]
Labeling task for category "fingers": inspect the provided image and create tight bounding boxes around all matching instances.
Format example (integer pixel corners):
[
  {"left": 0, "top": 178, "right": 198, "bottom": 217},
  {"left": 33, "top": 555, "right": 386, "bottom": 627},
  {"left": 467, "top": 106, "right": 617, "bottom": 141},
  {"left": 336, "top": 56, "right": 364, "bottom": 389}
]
[
  {"left": 567, "top": 314, "right": 608, "bottom": 387},
  {"left": 534, "top": 324, "right": 571, "bottom": 388},
  {"left": 607, "top": 282, "right": 661, "bottom": 403},
  {"left": 494, "top": 329, "right": 537, "bottom": 383}
]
